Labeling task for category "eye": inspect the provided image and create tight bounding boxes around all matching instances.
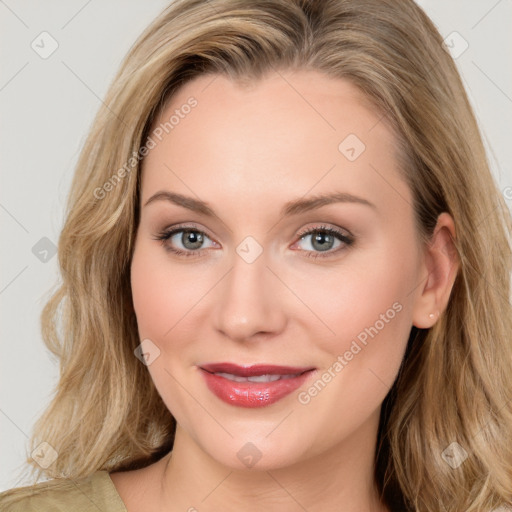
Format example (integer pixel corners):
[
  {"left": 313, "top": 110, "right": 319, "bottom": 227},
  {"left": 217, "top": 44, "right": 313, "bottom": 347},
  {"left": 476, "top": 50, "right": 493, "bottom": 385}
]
[
  {"left": 153, "top": 224, "right": 216, "bottom": 258},
  {"left": 153, "top": 223, "right": 355, "bottom": 260},
  {"left": 292, "top": 225, "right": 354, "bottom": 259}
]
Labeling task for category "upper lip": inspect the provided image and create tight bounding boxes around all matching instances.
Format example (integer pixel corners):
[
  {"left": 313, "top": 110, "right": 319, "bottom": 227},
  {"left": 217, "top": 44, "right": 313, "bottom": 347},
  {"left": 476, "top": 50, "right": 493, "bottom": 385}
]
[{"left": 199, "top": 362, "right": 315, "bottom": 377}]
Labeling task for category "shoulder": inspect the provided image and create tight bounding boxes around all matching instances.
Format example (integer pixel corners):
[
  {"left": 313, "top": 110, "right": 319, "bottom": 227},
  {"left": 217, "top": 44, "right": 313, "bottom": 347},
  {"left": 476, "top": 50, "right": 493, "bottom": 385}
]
[{"left": 0, "top": 471, "right": 127, "bottom": 512}]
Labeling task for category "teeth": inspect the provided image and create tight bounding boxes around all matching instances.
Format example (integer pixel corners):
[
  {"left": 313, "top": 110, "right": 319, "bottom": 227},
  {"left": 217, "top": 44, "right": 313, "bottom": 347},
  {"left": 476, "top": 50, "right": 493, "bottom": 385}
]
[
  {"left": 215, "top": 372, "right": 300, "bottom": 383},
  {"left": 247, "top": 374, "right": 281, "bottom": 383},
  {"left": 215, "top": 372, "right": 249, "bottom": 383}
]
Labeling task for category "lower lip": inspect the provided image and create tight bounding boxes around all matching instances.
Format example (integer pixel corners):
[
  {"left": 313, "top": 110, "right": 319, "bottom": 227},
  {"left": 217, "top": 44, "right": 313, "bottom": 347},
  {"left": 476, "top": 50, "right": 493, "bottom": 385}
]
[{"left": 200, "top": 369, "right": 315, "bottom": 408}]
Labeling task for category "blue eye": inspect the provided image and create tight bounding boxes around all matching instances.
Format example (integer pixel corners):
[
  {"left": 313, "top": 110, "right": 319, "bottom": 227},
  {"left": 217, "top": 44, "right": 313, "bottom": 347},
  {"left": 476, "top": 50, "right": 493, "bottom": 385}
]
[
  {"left": 153, "top": 224, "right": 354, "bottom": 259},
  {"left": 154, "top": 226, "right": 216, "bottom": 258},
  {"left": 293, "top": 225, "right": 354, "bottom": 259}
]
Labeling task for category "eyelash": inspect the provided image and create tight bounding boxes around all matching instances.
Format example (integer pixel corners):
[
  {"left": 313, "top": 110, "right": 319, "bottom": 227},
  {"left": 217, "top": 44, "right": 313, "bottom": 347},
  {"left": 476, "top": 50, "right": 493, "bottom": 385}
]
[{"left": 153, "top": 223, "right": 355, "bottom": 260}]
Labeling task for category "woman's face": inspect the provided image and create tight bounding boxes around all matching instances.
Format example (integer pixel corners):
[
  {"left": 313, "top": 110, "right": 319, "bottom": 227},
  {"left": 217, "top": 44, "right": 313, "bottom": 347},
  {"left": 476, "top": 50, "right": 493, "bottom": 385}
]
[{"left": 131, "top": 69, "right": 426, "bottom": 470}]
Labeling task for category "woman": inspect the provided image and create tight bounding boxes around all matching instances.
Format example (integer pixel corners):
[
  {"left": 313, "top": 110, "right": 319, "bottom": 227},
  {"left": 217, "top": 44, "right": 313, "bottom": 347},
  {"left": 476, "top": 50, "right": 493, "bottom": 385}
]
[{"left": 1, "top": 0, "right": 511, "bottom": 510}]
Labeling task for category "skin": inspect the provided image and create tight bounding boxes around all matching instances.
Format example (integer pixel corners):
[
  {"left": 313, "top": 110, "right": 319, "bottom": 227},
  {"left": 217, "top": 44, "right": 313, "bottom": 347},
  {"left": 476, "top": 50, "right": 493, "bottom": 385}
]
[{"left": 110, "top": 69, "right": 459, "bottom": 512}]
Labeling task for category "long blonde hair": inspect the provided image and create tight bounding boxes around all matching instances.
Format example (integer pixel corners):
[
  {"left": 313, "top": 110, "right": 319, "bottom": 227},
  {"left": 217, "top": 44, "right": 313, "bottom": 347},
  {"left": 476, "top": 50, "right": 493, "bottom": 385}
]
[{"left": 5, "top": 0, "right": 512, "bottom": 510}]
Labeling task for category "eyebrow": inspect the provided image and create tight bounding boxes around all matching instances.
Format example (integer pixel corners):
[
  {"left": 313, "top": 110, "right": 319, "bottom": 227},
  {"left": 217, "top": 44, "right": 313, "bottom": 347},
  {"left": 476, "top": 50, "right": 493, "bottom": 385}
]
[{"left": 143, "top": 190, "right": 376, "bottom": 217}]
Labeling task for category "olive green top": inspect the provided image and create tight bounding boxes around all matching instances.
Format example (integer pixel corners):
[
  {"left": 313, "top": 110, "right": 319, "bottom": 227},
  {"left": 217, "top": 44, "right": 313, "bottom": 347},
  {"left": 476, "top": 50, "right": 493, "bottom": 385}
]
[{"left": 0, "top": 471, "right": 127, "bottom": 512}]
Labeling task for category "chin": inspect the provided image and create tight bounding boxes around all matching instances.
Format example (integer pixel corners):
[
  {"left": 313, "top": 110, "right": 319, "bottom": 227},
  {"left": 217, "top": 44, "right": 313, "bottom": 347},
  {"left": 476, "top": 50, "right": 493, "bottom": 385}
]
[{"left": 199, "top": 432, "right": 310, "bottom": 472}]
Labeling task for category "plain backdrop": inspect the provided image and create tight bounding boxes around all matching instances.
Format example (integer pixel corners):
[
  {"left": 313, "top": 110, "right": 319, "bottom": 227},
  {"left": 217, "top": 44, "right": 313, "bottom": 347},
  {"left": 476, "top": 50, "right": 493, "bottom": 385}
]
[{"left": 1, "top": 0, "right": 511, "bottom": 491}]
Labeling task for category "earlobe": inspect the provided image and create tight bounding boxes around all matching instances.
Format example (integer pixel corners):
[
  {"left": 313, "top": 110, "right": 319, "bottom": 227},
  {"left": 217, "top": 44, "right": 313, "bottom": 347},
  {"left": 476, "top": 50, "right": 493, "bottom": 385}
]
[
  {"left": 412, "top": 213, "right": 459, "bottom": 329},
  {"left": 428, "top": 311, "right": 438, "bottom": 320}
]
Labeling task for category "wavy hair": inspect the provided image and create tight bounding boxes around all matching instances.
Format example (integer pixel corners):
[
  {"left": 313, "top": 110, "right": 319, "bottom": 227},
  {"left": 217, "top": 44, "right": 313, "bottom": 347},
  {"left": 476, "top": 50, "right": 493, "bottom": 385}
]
[{"left": 4, "top": 0, "right": 512, "bottom": 510}]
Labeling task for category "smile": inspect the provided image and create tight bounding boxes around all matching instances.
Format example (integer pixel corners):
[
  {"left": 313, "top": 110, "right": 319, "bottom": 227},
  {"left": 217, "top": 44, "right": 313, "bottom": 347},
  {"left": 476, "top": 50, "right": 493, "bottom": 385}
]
[
  {"left": 199, "top": 362, "right": 316, "bottom": 408},
  {"left": 213, "top": 372, "right": 301, "bottom": 383}
]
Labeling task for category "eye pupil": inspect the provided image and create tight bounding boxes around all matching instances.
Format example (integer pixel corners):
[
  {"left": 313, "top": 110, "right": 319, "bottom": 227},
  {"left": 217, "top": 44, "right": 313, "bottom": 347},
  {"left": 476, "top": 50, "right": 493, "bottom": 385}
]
[
  {"left": 182, "top": 230, "right": 203, "bottom": 249},
  {"left": 312, "top": 231, "right": 334, "bottom": 252}
]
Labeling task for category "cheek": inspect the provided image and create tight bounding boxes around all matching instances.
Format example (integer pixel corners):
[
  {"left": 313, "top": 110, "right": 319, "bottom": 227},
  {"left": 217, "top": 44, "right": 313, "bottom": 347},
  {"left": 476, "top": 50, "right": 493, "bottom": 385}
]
[
  {"left": 130, "top": 242, "right": 199, "bottom": 421},
  {"left": 131, "top": 247, "right": 173, "bottom": 339},
  {"left": 130, "top": 242, "right": 201, "bottom": 342},
  {"left": 290, "top": 249, "right": 415, "bottom": 440},
  {"left": 291, "top": 245, "right": 415, "bottom": 374}
]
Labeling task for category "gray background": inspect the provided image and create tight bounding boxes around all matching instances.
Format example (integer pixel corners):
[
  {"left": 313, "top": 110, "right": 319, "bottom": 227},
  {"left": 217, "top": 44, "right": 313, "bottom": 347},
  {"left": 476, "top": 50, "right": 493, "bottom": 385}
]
[{"left": 1, "top": 0, "right": 511, "bottom": 490}]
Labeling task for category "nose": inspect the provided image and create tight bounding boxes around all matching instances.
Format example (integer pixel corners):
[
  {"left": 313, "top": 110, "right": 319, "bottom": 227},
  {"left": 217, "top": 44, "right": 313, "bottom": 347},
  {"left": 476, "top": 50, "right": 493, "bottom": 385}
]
[{"left": 212, "top": 248, "right": 287, "bottom": 343}]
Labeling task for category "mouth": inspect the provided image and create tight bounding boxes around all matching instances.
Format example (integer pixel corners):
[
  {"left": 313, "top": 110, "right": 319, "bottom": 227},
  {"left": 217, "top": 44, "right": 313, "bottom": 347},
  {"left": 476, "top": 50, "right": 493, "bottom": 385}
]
[{"left": 198, "top": 362, "right": 316, "bottom": 408}]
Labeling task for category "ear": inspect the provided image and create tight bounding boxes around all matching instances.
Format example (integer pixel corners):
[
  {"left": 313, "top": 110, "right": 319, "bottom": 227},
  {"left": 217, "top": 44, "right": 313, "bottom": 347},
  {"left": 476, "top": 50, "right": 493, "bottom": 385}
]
[{"left": 412, "top": 212, "right": 460, "bottom": 329}]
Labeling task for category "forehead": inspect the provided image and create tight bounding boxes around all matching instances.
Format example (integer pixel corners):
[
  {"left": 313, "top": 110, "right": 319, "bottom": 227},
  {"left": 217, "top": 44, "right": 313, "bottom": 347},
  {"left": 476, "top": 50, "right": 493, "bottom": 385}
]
[{"left": 140, "top": 70, "right": 412, "bottom": 221}]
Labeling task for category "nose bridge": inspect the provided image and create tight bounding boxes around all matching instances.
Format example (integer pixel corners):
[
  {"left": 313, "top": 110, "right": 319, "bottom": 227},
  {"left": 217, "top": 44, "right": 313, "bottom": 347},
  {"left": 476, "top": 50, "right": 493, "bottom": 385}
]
[{"left": 213, "top": 243, "right": 285, "bottom": 341}]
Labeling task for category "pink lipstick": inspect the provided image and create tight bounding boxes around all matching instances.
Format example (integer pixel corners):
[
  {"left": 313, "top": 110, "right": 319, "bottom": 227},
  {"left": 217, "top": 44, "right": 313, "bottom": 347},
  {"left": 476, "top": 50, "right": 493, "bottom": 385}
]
[{"left": 199, "top": 362, "right": 316, "bottom": 408}]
